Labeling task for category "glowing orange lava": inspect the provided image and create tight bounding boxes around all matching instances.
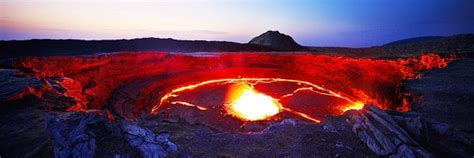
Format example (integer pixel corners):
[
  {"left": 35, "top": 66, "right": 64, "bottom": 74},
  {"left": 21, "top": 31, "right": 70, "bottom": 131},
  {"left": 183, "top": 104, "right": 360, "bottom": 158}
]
[
  {"left": 10, "top": 52, "right": 456, "bottom": 128},
  {"left": 342, "top": 101, "right": 365, "bottom": 112},
  {"left": 225, "top": 83, "right": 282, "bottom": 121},
  {"left": 154, "top": 77, "right": 366, "bottom": 123}
]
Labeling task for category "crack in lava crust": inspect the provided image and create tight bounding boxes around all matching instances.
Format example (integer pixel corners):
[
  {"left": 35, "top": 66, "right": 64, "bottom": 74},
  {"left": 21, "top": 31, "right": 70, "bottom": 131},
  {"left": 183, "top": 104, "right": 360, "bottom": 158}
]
[{"left": 154, "top": 77, "right": 365, "bottom": 123}]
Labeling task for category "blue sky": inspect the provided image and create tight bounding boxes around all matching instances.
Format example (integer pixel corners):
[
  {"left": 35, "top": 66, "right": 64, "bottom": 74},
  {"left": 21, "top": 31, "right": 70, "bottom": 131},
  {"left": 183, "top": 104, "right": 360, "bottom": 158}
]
[{"left": 1, "top": 0, "right": 473, "bottom": 47}]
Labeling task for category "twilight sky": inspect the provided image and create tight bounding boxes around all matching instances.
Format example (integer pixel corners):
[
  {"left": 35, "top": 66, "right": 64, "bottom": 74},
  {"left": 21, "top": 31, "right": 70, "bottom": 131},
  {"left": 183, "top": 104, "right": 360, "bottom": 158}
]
[{"left": 1, "top": 0, "right": 474, "bottom": 47}]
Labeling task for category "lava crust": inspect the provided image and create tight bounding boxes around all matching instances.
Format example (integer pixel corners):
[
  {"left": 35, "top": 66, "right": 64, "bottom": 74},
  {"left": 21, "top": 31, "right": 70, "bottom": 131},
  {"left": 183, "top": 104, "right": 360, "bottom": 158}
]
[{"left": 11, "top": 52, "right": 454, "bottom": 131}]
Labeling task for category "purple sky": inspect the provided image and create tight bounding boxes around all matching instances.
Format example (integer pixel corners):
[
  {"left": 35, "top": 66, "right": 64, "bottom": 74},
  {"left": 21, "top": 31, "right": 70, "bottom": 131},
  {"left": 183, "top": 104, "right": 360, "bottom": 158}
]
[{"left": 1, "top": 0, "right": 473, "bottom": 47}]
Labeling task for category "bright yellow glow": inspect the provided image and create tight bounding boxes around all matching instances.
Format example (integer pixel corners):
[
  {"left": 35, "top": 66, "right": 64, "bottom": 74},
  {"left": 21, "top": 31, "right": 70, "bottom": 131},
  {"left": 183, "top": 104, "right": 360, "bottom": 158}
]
[
  {"left": 154, "top": 77, "right": 363, "bottom": 123},
  {"left": 342, "top": 101, "right": 365, "bottom": 112},
  {"left": 226, "top": 83, "right": 282, "bottom": 121},
  {"left": 154, "top": 77, "right": 354, "bottom": 113}
]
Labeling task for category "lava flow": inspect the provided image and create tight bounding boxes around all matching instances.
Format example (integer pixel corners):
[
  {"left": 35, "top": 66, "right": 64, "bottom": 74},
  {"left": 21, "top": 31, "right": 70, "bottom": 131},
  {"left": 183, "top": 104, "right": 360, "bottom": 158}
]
[
  {"left": 155, "top": 77, "right": 367, "bottom": 124},
  {"left": 10, "top": 52, "right": 456, "bottom": 131}
]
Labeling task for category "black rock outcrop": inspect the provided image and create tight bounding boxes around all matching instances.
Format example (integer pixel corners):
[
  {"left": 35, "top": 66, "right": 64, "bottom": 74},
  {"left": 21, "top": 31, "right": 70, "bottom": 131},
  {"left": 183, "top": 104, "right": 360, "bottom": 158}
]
[{"left": 248, "top": 30, "right": 307, "bottom": 51}]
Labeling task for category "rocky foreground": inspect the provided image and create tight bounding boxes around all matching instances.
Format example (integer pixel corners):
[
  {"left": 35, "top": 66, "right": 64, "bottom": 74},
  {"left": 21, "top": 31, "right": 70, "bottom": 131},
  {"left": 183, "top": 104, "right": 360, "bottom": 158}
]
[{"left": 0, "top": 57, "right": 473, "bottom": 157}]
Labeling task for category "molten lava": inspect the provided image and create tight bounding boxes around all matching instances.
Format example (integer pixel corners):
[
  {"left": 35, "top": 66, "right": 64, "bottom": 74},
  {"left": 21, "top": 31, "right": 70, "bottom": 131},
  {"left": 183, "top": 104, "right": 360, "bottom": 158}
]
[
  {"left": 225, "top": 83, "right": 282, "bottom": 121},
  {"left": 155, "top": 77, "right": 365, "bottom": 124},
  {"left": 342, "top": 101, "right": 365, "bottom": 112},
  {"left": 11, "top": 51, "right": 456, "bottom": 131}
]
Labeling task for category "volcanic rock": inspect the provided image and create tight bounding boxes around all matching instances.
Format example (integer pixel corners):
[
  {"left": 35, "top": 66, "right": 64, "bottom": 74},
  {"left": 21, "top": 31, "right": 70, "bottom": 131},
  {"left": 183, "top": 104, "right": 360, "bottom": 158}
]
[
  {"left": 389, "top": 111, "right": 474, "bottom": 157},
  {"left": 0, "top": 69, "right": 42, "bottom": 101},
  {"left": 0, "top": 69, "right": 85, "bottom": 110},
  {"left": 45, "top": 111, "right": 179, "bottom": 158},
  {"left": 404, "top": 58, "right": 474, "bottom": 157},
  {"left": 46, "top": 113, "right": 98, "bottom": 158},
  {"left": 0, "top": 69, "right": 85, "bottom": 157},
  {"left": 249, "top": 30, "right": 307, "bottom": 51},
  {"left": 138, "top": 116, "right": 377, "bottom": 157},
  {"left": 345, "top": 105, "right": 432, "bottom": 158},
  {"left": 120, "top": 121, "right": 177, "bottom": 157}
]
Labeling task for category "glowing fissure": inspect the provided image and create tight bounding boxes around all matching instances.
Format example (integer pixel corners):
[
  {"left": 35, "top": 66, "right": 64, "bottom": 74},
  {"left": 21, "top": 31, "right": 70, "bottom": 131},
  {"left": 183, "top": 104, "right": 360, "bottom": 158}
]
[
  {"left": 154, "top": 77, "right": 365, "bottom": 123},
  {"left": 278, "top": 87, "right": 336, "bottom": 99},
  {"left": 282, "top": 107, "right": 321, "bottom": 123},
  {"left": 170, "top": 101, "right": 208, "bottom": 111}
]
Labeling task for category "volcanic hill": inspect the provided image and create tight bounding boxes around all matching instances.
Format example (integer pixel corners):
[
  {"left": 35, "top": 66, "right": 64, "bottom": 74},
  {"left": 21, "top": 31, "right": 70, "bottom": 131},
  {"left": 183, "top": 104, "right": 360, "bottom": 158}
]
[{"left": 248, "top": 30, "right": 307, "bottom": 51}]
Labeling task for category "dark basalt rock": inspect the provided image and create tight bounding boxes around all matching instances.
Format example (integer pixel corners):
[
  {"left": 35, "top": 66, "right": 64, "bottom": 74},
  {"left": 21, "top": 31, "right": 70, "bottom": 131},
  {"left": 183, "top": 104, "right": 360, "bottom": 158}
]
[
  {"left": 389, "top": 111, "right": 474, "bottom": 157},
  {"left": 249, "top": 30, "right": 307, "bottom": 51},
  {"left": 46, "top": 113, "right": 98, "bottom": 158},
  {"left": 346, "top": 103, "right": 474, "bottom": 158},
  {"left": 45, "top": 111, "right": 179, "bottom": 158},
  {"left": 120, "top": 121, "right": 178, "bottom": 157},
  {"left": 0, "top": 69, "right": 42, "bottom": 101},
  {"left": 404, "top": 58, "right": 474, "bottom": 157},
  {"left": 0, "top": 69, "right": 81, "bottom": 157},
  {"left": 345, "top": 105, "right": 432, "bottom": 158},
  {"left": 0, "top": 69, "right": 84, "bottom": 111},
  {"left": 139, "top": 116, "right": 377, "bottom": 157}
]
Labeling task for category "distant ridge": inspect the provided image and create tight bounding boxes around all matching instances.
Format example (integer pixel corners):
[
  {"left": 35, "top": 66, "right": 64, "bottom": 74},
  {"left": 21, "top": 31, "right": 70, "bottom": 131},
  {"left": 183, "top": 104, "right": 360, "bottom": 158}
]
[
  {"left": 309, "top": 34, "right": 474, "bottom": 58},
  {"left": 1, "top": 32, "right": 473, "bottom": 59},
  {"left": 384, "top": 36, "right": 446, "bottom": 46},
  {"left": 0, "top": 38, "right": 273, "bottom": 58},
  {"left": 381, "top": 34, "right": 474, "bottom": 56},
  {"left": 248, "top": 30, "right": 307, "bottom": 51}
]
